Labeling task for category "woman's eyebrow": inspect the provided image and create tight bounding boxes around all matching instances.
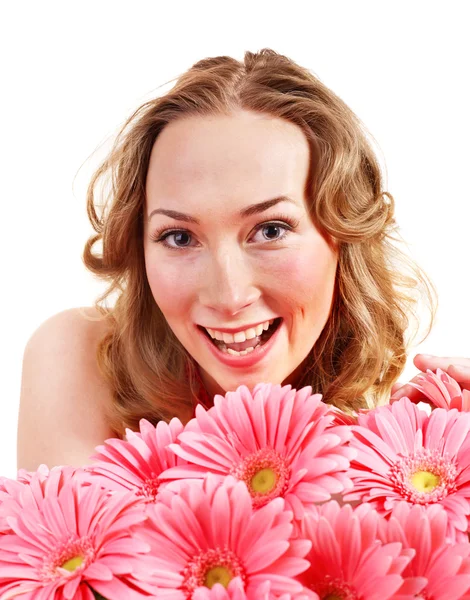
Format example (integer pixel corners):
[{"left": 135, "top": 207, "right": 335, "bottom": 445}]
[{"left": 147, "top": 195, "right": 296, "bottom": 224}]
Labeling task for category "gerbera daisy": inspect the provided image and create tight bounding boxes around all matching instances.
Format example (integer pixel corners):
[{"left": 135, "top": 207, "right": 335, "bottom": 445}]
[
  {"left": 408, "top": 368, "right": 470, "bottom": 411},
  {"left": 160, "top": 383, "right": 355, "bottom": 520},
  {"left": 0, "top": 468, "right": 159, "bottom": 598},
  {"left": 345, "top": 397, "right": 470, "bottom": 540},
  {"left": 299, "top": 500, "right": 422, "bottom": 600},
  {"left": 380, "top": 501, "right": 470, "bottom": 600},
  {"left": 191, "top": 577, "right": 314, "bottom": 599},
  {"left": 88, "top": 417, "right": 187, "bottom": 502},
  {"left": 0, "top": 465, "right": 89, "bottom": 535},
  {"left": 16, "top": 462, "right": 55, "bottom": 483},
  {"left": 192, "top": 577, "right": 248, "bottom": 600},
  {"left": 328, "top": 406, "right": 359, "bottom": 426},
  {"left": 140, "top": 474, "right": 311, "bottom": 599}
]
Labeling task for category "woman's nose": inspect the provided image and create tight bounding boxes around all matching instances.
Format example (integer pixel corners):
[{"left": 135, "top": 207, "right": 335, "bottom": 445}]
[{"left": 198, "top": 249, "right": 260, "bottom": 317}]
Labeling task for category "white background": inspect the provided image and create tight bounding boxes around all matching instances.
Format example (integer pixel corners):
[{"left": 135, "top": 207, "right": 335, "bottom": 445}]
[{"left": 1, "top": 1, "right": 469, "bottom": 479}]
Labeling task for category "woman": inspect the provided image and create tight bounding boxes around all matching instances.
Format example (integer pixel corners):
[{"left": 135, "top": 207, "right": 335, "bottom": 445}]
[{"left": 17, "top": 48, "right": 470, "bottom": 472}]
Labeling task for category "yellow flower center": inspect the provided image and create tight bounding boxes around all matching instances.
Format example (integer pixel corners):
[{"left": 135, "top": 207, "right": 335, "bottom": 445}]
[
  {"left": 183, "top": 547, "right": 244, "bottom": 596},
  {"left": 61, "top": 555, "right": 84, "bottom": 572},
  {"left": 204, "top": 565, "right": 233, "bottom": 589},
  {"left": 411, "top": 470, "right": 440, "bottom": 492},
  {"left": 251, "top": 467, "right": 277, "bottom": 494}
]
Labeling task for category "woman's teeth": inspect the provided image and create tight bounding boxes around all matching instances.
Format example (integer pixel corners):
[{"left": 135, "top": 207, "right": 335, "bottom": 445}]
[
  {"left": 203, "top": 319, "right": 278, "bottom": 356},
  {"left": 205, "top": 319, "right": 273, "bottom": 344},
  {"left": 227, "top": 346, "right": 255, "bottom": 356}
]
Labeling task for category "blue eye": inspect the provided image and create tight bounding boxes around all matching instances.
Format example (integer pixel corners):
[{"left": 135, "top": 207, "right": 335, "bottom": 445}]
[
  {"left": 164, "top": 231, "right": 192, "bottom": 247},
  {"left": 149, "top": 229, "right": 195, "bottom": 248},
  {"left": 256, "top": 223, "right": 287, "bottom": 241},
  {"left": 150, "top": 215, "right": 299, "bottom": 251}
]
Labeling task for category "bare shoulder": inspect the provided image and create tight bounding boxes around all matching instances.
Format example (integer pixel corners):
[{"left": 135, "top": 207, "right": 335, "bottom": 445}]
[
  {"left": 17, "top": 306, "right": 117, "bottom": 472},
  {"left": 27, "top": 306, "right": 112, "bottom": 343}
]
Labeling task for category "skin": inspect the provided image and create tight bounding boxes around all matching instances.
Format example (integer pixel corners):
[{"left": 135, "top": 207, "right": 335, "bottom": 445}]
[
  {"left": 143, "top": 109, "right": 338, "bottom": 400},
  {"left": 142, "top": 109, "right": 470, "bottom": 403},
  {"left": 391, "top": 354, "right": 470, "bottom": 401}
]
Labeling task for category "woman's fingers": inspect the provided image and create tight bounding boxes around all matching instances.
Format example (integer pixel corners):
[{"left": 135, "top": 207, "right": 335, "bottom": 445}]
[
  {"left": 390, "top": 375, "right": 431, "bottom": 403},
  {"left": 413, "top": 354, "right": 470, "bottom": 372},
  {"left": 413, "top": 354, "right": 470, "bottom": 390},
  {"left": 390, "top": 354, "right": 470, "bottom": 403},
  {"left": 447, "top": 364, "right": 470, "bottom": 389}
]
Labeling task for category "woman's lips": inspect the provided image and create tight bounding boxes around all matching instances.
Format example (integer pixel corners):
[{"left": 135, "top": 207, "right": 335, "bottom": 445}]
[
  {"left": 198, "top": 319, "right": 275, "bottom": 335},
  {"left": 197, "top": 318, "right": 283, "bottom": 369}
]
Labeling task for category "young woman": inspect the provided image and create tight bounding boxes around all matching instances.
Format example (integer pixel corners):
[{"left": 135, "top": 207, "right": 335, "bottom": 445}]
[{"left": 17, "top": 48, "right": 470, "bottom": 472}]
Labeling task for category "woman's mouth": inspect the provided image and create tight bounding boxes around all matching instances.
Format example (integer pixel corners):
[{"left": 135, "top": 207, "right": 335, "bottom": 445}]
[{"left": 198, "top": 318, "right": 282, "bottom": 357}]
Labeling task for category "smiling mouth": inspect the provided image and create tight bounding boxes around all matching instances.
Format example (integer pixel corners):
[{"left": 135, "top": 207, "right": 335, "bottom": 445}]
[{"left": 198, "top": 317, "right": 282, "bottom": 355}]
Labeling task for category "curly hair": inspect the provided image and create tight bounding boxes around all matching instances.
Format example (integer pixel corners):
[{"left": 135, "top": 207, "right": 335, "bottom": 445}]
[{"left": 81, "top": 48, "right": 437, "bottom": 437}]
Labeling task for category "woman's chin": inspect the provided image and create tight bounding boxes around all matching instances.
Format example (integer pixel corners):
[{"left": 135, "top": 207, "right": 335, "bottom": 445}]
[{"left": 208, "top": 370, "right": 287, "bottom": 397}]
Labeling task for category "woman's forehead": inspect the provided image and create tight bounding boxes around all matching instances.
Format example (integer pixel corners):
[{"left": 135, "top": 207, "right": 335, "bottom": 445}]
[{"left": 145, "top": 111, "right": 311, "bottom": 215}]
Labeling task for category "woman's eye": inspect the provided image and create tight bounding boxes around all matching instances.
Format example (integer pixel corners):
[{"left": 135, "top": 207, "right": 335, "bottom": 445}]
[
  {"left": 150, "top": 229, "right": 195, "bottom": 248},
  {"left": 167, "top": 231, "right": 192, "bottom": 247},
  {"left": 152, "top": 220, "right": 294, "bottom": 250},
  {"left": 252, "top": 223, "right": 289, "bottom": 243}
]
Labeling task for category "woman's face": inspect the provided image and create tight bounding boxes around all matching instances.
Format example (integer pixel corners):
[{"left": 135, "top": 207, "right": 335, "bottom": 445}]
[{"left": 144, "top": 109, "right": 338, "bottom": 398}]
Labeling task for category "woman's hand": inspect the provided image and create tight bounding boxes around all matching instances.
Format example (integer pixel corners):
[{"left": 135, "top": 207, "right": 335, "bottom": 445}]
[{"left": 390, "top": 354, "right": 470, "bottom": 403}]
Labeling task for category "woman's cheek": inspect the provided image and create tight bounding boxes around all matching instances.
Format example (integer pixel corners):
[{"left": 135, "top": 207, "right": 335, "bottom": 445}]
[
  {"left": 264, "top": 244, "right": 336, "bottom": 288},
  {"left": 146, "top": 262, "right": 196, "bottom": 314},
  {"left": 263, "top": 242, "right": 337, "bottom": 321}
]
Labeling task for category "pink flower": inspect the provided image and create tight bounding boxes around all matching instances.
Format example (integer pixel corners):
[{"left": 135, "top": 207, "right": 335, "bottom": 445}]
[
  {"left": 328, "top": 406, "right": 358, "bottom": 426},
  {"left": 408, "top": 368, "right": 470, "bottom": 411},
  {"left": 88, "top": 417, "right": 187, "bottom": 502},
  {"left": 380, "top": 502, "right": 470, "bottom": 600},
  {"left": 192, "top": 577, "right": 248, "bottom": 600},
  {"left": 16, "top": 462, "right": 60, "bottom": 483},
  {"left": 140, "top": 474, "right": 311, "bottom": 598},
  {"left": 345, "top": 397, "right": 470, "bottom": 540},
  {"left": 192, "top": 577, "right": 314, "bottom": 599},
  {"left": 0, "top": 465, "right": 89, "bottom": 535},
  {"left": 299, "top": 500, "right": 422, "bottom": 600},
  {"left": 161, "top": 383, "right": 354, "bottom": 520},
  {"left": 0, "top": 468, "right": 159, "bottom": 599}
]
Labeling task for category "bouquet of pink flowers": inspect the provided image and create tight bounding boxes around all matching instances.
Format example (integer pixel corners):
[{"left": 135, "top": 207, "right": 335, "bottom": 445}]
[{"left": 1, "top": 369, "right": 470, "bottom": 599}]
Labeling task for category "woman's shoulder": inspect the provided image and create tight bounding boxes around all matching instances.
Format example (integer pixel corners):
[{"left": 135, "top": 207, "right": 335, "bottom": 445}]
[
  {"left": 43, "top": 305, "right": 112, "bottom": 334},
  {"left": 26, "top": 305, "right": 111, "bottom": 340},
  {"left": 31, "top": 306, "right": 114, "bottom": 358},
  {"left": 74, "top": 305, "right": 113, "bottom": 341},
  {"left": 26, "top": 305, "right": 114, "bottom": 402},
  {"left": 18, "top": 306, "right": 116, "bottom": 472}
]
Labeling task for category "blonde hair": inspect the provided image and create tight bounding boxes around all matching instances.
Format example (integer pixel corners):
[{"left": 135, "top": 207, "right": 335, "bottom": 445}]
[{"left": 82, "top": 48, "right": 437, "bottom": 436}]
